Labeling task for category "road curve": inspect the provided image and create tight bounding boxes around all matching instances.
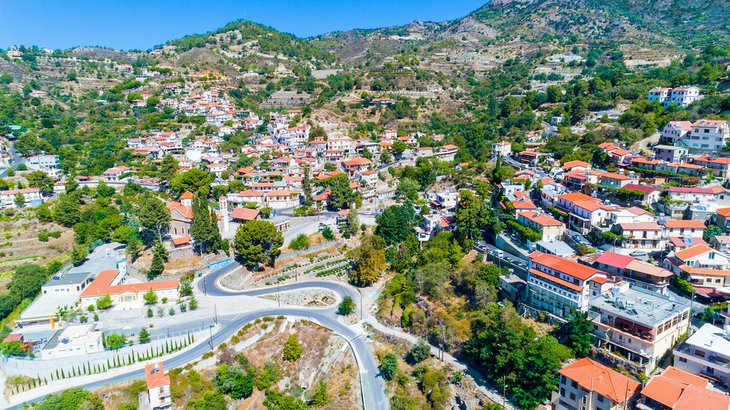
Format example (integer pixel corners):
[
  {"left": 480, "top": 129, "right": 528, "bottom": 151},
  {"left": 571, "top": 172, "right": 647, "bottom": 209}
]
[{"left": 9, "top": 264, "right": 388, "bottom": 410}]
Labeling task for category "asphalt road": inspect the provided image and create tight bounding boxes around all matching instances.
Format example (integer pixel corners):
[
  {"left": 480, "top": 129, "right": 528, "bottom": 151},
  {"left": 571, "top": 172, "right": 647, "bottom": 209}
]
[{"left": 9, "top": 264, "right": 388, "bottom": 410}]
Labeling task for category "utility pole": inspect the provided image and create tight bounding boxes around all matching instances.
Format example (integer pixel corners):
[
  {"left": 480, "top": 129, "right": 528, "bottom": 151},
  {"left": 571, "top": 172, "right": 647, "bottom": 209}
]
[{"left": 214, "top": 304, "right": 218, "bottom": 324}]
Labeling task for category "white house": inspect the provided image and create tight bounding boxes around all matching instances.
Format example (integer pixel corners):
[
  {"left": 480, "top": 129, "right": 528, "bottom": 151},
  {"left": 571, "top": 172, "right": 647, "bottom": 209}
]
[
  {"left": 80, "top": 270, "right": 179, "bottom": 307},
  {"left": 146, "top": 362, "right": 172, "bottom": 409},
  {"left": 24, "top": 154, "right": 60, "bottom": 179},
  {"left": 0, "top": 188, "right": 43, "bottom": 208},
  {"left": 649, "top": 86, "right": 702, "bottom": 108},
  {"left": 40, "top": 324, "right": 104, "bottom": 360}
]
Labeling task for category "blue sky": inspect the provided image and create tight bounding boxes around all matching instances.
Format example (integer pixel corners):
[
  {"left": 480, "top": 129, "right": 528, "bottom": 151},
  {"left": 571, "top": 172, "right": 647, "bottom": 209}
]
[{"left": 0, "top": 0, "right": 487, "bottom": 50}]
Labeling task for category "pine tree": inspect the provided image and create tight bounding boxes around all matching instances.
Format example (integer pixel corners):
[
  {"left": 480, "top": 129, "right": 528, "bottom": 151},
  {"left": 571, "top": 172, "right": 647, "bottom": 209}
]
[
  {"left": 302, "top": 166, "right": 313, "bottom": 206},
  {"left": 148, "top": 241, "right": 168, "bottom": 279},
  {"left": 190, "top": 193, "right": 222, "bottom": 253}
]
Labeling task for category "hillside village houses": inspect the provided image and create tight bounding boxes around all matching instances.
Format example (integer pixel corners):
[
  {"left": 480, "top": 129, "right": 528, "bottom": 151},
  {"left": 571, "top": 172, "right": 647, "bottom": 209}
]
[{"left": 648, "top": 86, "right": 703, "bottom": 108}]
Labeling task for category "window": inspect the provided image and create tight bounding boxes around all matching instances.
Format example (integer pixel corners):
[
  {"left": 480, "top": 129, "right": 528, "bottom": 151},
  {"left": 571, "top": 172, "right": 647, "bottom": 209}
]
[
  {"left": 679, "top": 357, "right": 687, "bottom": 363},
  {"left": 561, "top": 388, "right": 566, "bottom": 397},
  {"left": 571, "top": 380, "right": 578, "bottom": 389},
  {"left": 696, "top": 349, "right": 706, "bottom": 358},
  {"left": 570, "top": 392, "right": 576, "bottom": 401},
  {"left": 706, "top": 367, "right": 714, "bottom": 376},
  {"left": 597, "top": 394, "right": 604, "bottom": 403}
]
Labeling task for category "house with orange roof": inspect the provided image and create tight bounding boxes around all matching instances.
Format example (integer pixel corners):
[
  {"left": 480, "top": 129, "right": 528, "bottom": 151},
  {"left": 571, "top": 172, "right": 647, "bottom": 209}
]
[
  {"left": 663, "top": 244, "right": 730, "bottom": 292},
  {"left": 714, "top": 207, "right": 730, "bottom": 233},
  {"left": 639, "top": 366, "right": 730, "bottom": 410},
  {"left": 80, "top": 270, "right": 179, "bottom": 306},
  {"left": 553, "top": 357, "right": 640, "bottom": 410},
  {"left": 146, "top": 362, "right": 172, "bottom": 409},
  {"left": 614, "top": 222, "right": 665, "bottom": 251},
  {"left": 569, "top": 200, "right": 616, "bottom": 233},
  {"left": 562, "top": 160, "right": 591, "bottom": 172},
  {"left": 104, "top": 165, "right": 130, "bottom": 182},
  {"left": 341, "top": 157, "right": 372, "bottom": 176},
  {"left": 660, "top": 121, "right": 693, "bottom": 144},
  {"left": 517, "top": 211, "right": 565, "bottom": 242},
  {"left": 692, "top": 155, "right": 730, "bottom": 179},
  {"left": 662, "top": 219, "right": 706, "bottom": 238},
  {"left": 167, "top": 196, "right": 193, "bottom": 237},
  {"left": 527, "top": 252, "right": 610, "bottom": 317}
]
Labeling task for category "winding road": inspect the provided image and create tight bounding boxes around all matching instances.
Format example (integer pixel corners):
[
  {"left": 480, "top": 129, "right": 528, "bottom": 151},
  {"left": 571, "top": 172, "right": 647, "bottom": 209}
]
[{"left": 8, "top": 262, "right": 388, "bottom": 410}]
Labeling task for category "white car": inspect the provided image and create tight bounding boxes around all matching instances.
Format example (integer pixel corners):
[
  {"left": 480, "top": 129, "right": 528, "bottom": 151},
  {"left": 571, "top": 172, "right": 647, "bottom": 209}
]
[{"left": 630, "top": 250, "right": 648, "bottom": 258}]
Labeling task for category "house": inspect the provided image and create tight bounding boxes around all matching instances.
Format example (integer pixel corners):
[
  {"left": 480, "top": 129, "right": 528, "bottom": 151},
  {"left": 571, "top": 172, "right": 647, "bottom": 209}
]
[
  {"left": 552, "top": 358, "right": 640, "bottom": 410},
  {"left": 569, "top": 200, "right": 616, "bottom": 234},
  {"left": 80, "top": 270, "right": 179, "bottom": 306},
  {"left": 264, "top": 190, "right": 300, "bottom": 209},
  {"left": 614, "top": 222, "right": 664, "bottom": 251},
  {"left": 24, "top": 154, "right": 60, "bottom": 178},
  {"left": 589, "top": 282, "right": 691, "bottom": 372},
  {"left": 678, "top": 120, "right": 730, "bottom": 152},
  {"left": 649, "top": 86, "right": 702, "bottom": 108},
  {"left": 493, "top": 141, "right": 512, "bottom": 157},
  {"left": 620, "top": 184, "right": 660, "bottom": 206},
  {"left": 709, "top": 235, "right": 730, "bottom": 253},
  {"left": 673, "top": 323, "right": 730, "bottom": 387},
  {"left": 518, "top": 150, "right": 543, "bottom": 164},
  {"left": 39, "top": 324, "right": 104, "bottom": 360},
  {"left": 517, "top": 211, "right": 566, "bottom": 242},
  {"left": 103, "top": 165, "right": 130, "bottom": 182},
  {"left": 638, "top": 367, "right": 730, "bottom": 410},
  {"left": 660, "top": 121, "right": 692, "bottom": 144},
  {"left": 715, "top": 208, "right": 730, "bottom": 233},
  {"left": 692, "top": 155, "right": 730, "bottom": 179},
  {"left": 146, "top": 362, "right": 172, "bottom": 409},
  {"left": 663, "top": 244, "right": 730, "bottom": 293},
  {"left": 0, "top": 188, "right": 43, "bottom": 208},
  {"left": 341, "top": 157, "right": 372, "bottom": 177},
  {"left": 668, "top": 187, "right": 714, "bottom": 203},
  {"left": 593, "top": 252, "right": 673, "bottom": 294},
  {"left": 662, "top": 219, "right": 706, "bottom": 238},
  {"left": 527, "top": 252, "right": 611, "bottom": 318},
  {"left": 653, "top": 145, "right": 688, "bottom": 163}
]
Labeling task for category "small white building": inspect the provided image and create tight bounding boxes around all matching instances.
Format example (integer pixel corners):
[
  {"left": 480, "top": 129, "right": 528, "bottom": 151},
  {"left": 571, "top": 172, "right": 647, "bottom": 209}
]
[
  {"left": 492, "top": 141, "right": 512, "bottom": 158},
  {"left": 648, "top": 86, "right": 702, "bottom": 108},
  {"left": 146, "top": 362, "right": 172, "bottom": 409},
  {"left": 40, "top": 324, "right": 104, "bottom": 360}
]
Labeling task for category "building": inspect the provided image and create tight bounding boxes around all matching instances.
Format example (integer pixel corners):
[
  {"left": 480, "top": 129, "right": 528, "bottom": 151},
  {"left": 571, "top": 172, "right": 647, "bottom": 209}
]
[
  {"left": 663, "top": 244, "right": 730, "bottom": 292},
  {"left": 660, "top": 121, "right": 692, "bottom": 144},
  {"left": 40, "top": 324, "right": 104, "bottom": 360},
  {"left": 593, "top": 252, "right": 673, "bottom": 294},
  {"left": 638, "top": 367, "right": 730, "bottom": 410},
  {"left": 673, "top": 323, "right": 730, "bottom": 386},
  {"left": 168, "top": 192, "right": 194, "bottom": 237},
  {"left": 615, "top": 222, "right": 664, "bottom": 252},
  {"left": 677, "top": 120, "right": 730, "bottom": 152},
  {"left": 653, "top": 145, "right": 688, "bottom": 163},
  {"left": 24, "top": 154, "right": 60, "bottom": 178},
  {"left": 620, "top": 184, "right": 660, "bottom": 206},
  {"left": 517, "top": 211, "right": 566, "bottom": 242},
  {"left": 663, "top": 219, "right": 706, "bottom": 238},
  {"left": 648, "top": 86, "right": 702, "bottom": 108},
  {"left": 103, "top": 165, "right": 130, "bottom": 182},
  {"left": 552, "top": 358, "right": 640, "bottom": 410},
  {"left": 527, "top": 252, "right": 611, "bottom": 318},
  {"left": 80, "top": 270, "right": 179, "bottom": 307},
  {"left": 0, "top": 188, "right": 43, "bottom": 208},
  {"left": 588, "top": 282, "right": 691, "bottom": 372},
  {"left": 493, "top": 141, "right": 512, "bottom": 157},
  {"left": 146, "top": 362, "right": 172, "bottom": 409}
]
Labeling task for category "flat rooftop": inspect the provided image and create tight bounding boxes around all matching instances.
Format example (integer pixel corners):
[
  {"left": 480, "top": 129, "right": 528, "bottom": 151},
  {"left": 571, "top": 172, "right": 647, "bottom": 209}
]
[
  {"left": 590, "top": 285, "right": 691, "bottom": 328},
  {"left": 535, "top": 240, "right": 575, "bottom": 257},
  {"left": 43, "top": 324, "right": 99, "bottom": 350},
  {"left": 683, "top": 323, "right": 730, "bottom": 355},
  {"left": 19, "top": 291, "right": 81, "bottom": 322},
  {"left": 44, "top": 271, "right": 91, "bottom": 287}
]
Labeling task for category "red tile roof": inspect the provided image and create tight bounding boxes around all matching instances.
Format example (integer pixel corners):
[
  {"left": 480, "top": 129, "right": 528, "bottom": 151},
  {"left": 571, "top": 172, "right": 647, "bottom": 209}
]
[
  {"left": 81, "top": 270, "right": 179, "bottom": 298},
  {"left": 145, "top": 363, "right": 170, "bottom": 389},
  {"left": 529, "top": 252, "right": 605, "bottom": 281},
  {"left": 594, "top": 252, "right": 634, "bottom": 269},
  {"left": 663, "top": 219, "right": 706, "bottom": 229},
  {"left": 230, "top": 207, "right": 260, "bottom": 221},
  {"left": 641, "top": 367, "right": 729, "bottom": 410},
  {"left": 559, "top": 358, "right": 640, "bottom": 403}
]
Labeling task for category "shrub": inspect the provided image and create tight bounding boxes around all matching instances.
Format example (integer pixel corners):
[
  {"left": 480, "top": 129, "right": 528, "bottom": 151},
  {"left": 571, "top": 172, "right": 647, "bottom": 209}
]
[
  {"left": 282, "top": 335, "right": 302, "bottom": 362},
  {"left": 337, "top": 296, "right": 356, "bottom": 315}
]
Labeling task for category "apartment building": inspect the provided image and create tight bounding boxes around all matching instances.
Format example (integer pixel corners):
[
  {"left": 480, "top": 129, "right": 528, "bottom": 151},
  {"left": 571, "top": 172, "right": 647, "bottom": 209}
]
[
  {"left": 593, "top": 252, "right": 673, "bottom": 294},
  {"left": 678, "top": 120, "right": 730, "bottom": 152},
  {"left": 24, "top": 154, "right": 60, "bottom": 178},
  {"left": 588, "top": 282, "right": 691, "bottom": 372},
  {"left": 648, "top": 86, "right": 702, "bottom": 108},
  {"left": 146, "top": 362, "right": 172, "bottom": 409},
  {"left": 527, "top": 252, "right": 611, "bottom": 318}
]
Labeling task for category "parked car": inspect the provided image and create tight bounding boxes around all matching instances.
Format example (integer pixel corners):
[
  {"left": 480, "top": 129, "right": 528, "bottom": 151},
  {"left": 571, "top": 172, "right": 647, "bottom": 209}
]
[{"left": 630, "top": 250, "right": 648, "bottom": 258}]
